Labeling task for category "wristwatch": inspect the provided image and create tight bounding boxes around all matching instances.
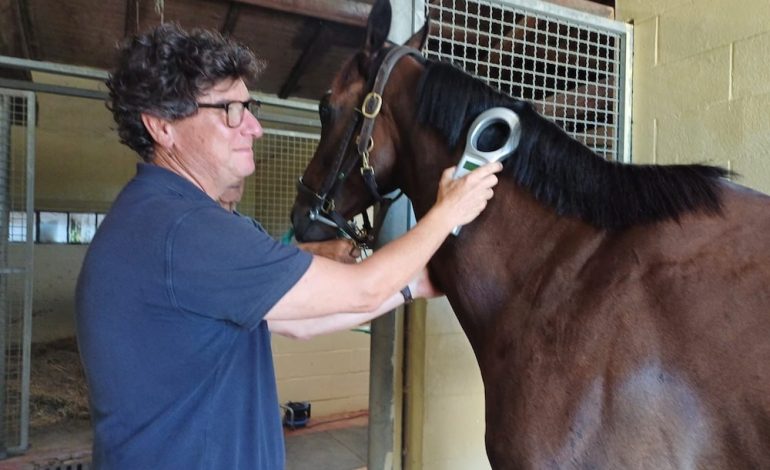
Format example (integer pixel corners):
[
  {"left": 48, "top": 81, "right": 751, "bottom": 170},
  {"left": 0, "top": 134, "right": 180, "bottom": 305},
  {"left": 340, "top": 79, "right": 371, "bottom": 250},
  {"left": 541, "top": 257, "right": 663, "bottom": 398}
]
[{"left": 400, "top": 286, "right": 413, "bottom": 304}]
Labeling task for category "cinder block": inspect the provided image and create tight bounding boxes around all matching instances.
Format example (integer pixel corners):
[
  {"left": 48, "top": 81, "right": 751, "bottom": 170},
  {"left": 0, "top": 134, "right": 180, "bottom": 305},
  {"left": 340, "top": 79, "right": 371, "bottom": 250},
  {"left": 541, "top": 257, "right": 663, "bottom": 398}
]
[
  {"left": 632, "top": 16, "right": 657, "bottom": 70},
  {"left": 655, "top": 100, "right": 742, "bottom": 165},
  {"left": 424, "top": 297, "right": 464, "bottom": 335},
  {"left": 730, "top": 94, "right": 770, "bottom": 193},
  {"left": 629, "top": 114, "right": 656, "bottom": 165},
  {"left": 274, "top": 348, "right": 370, "bottom": 380},
  {"left": 733, "top": 31, "right": 770, "bottom": 100},
  {"left": 273, "top": 329, "right": 370, "bottom": 354},
  {"left": 730, "top": 156, "right": 770, "bottom": 195},
  {"left": 421, "top": 393, "right": 487, "bottom": 464},
  {"left": 424, "top": 333, "right": 484, "bottom": 397},
  {"left": 278, "top": 371, "right": 369, "bottom": 403},
  {"left": 658, "top": 0, "right": 770, "bottom": 64},
  {"left": 636, "top": 46, "right": 731, "bottom": 118},
  {"left": 616, "top": 0, "right": 690, "bottom": 23}
]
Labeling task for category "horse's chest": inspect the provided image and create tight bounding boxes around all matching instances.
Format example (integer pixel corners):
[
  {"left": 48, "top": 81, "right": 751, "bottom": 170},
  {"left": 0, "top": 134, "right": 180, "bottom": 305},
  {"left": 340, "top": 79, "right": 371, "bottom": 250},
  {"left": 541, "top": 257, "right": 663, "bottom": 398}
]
[{"left": 485, "top": 363, "right": 714, "bottom": 469}]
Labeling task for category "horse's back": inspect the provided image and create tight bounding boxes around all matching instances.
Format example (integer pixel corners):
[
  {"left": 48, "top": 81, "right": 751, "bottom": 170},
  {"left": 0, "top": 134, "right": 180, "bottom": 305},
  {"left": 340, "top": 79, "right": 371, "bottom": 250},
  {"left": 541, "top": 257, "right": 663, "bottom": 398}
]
[
  {"left": 481, "top": 180, "right": 770, "bottom": 469},
  {"left": 591, "top": 180, "right": 770, "bottom": 468}
]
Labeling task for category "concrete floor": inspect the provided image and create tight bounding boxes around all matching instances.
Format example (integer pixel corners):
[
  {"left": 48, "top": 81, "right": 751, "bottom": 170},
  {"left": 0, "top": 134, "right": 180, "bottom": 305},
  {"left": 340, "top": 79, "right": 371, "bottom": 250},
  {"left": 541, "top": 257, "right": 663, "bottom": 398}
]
[
  {"left": 0, "top": 416, "right": 368, "bottom": 470},
  {"left": 285, "top": 424, "right": 367, "bottom": 470}
]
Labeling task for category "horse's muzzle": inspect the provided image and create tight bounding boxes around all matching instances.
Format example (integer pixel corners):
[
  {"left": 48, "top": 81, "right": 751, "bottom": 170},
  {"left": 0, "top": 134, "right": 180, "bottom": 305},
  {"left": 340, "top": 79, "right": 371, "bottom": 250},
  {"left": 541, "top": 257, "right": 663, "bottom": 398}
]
[{"left": 290, "top": 203, "right": 340, "bottom": 243}]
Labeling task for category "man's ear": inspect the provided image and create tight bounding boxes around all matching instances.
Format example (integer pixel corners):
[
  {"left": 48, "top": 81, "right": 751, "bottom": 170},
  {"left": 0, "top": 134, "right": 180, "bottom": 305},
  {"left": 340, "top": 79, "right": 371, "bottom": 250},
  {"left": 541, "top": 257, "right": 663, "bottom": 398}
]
[{"left": 141, "top": 113, "right": 174, "bottom": 149}]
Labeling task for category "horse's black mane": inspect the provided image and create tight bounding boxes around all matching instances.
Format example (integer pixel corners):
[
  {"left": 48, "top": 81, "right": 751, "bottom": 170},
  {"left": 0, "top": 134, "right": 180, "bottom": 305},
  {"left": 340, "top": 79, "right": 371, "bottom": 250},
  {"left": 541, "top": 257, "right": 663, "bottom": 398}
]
[{"left": 415, "top": 61, "right": 729, "bottom": 230}]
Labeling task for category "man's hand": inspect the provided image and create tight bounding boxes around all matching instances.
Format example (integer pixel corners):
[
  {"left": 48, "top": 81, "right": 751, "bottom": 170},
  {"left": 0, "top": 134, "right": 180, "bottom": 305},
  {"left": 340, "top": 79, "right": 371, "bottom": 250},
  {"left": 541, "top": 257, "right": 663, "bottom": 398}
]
[
  {"left": 298, "top": 239, "right": 361, "bottom": 264},
  {"left": 410, "top": 267, "right": 443, "bottom": 299}
]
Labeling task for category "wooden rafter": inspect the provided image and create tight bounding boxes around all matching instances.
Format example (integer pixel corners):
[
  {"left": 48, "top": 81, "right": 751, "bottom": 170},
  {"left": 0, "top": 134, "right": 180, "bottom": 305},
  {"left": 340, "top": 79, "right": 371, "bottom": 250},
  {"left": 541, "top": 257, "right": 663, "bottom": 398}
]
[
  {"left": 0, "top": 0, "right": 34, "bottom": 80},
  {"left": 278, "top": 21, "right": 327, "bottom": 98},
  {"left": 221, "top": 2, "right": 243, "bottom": 36},
  {"left": 543, "top": 0, "right": 613, "bottom": 19},
  {"left": 12, "top": 0, "right": 38, "bottom": 59},
  {"left": 227, "top": 0, "right": 370, "bottom": 27},
  {"left": 429, "top": 0, "right": 613, "bottom": 19},
  {"left": 124, "top": 0, "right": 139, "bottom": 38}
]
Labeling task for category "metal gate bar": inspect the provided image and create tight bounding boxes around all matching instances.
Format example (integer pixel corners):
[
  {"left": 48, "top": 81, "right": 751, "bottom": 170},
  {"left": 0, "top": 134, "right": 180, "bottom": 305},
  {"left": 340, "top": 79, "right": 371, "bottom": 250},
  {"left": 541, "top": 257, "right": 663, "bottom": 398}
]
[
  {"left": 0, "top": 88, "right": 35, "bottom": 456},
  {"left": 245, "top": 129, "right": 320, "bottom": 238},
  {"left": 425, "top": 0, "right": 632, "bottom": 162}
]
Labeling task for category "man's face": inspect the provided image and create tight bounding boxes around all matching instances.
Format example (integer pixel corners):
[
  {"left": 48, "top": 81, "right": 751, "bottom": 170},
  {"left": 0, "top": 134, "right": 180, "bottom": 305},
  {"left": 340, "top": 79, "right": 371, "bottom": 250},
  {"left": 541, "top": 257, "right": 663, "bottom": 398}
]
[{"left": 170, "top": 78, "right": 262, "bottom": 194}]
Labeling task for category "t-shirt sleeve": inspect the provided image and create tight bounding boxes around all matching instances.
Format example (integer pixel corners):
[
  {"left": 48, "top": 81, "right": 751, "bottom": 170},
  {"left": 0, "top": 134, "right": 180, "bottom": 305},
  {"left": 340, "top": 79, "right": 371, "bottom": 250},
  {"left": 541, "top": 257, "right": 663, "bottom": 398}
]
[{"left": 167, "top": 206, "right": 312, "bottom": 329}]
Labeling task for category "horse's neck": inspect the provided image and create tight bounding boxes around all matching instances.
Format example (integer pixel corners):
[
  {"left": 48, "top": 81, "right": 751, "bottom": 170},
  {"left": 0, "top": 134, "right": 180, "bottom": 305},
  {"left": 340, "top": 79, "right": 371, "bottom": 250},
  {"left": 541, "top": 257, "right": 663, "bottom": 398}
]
[{"left": 405, "top": 166, "right": 602, "bottom": 351}]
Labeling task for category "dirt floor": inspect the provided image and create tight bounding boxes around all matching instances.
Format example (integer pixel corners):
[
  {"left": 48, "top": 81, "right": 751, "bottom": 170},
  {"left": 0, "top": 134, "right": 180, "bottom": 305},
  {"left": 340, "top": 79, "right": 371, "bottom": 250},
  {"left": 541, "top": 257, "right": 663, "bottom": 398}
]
[
  {"left": 29, "top": 337, "right": 90, "bottom": 430},
  {"left": 0, "top": 338, "right": 92, "bottom": 468}
]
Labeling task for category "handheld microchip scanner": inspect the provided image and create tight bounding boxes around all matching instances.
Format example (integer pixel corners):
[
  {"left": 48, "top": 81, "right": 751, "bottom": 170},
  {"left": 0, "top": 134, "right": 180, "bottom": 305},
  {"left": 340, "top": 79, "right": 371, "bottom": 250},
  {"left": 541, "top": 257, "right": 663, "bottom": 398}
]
[{"left": 452, "top": 107, "right": 521, "bottom": 236}]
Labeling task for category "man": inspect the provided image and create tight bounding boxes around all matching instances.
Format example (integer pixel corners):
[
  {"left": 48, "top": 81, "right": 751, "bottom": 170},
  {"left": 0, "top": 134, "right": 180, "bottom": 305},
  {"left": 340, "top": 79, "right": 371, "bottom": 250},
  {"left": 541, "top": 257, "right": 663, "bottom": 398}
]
[{"left": 76, "top": 23, "right": 500, "bottom": 469}]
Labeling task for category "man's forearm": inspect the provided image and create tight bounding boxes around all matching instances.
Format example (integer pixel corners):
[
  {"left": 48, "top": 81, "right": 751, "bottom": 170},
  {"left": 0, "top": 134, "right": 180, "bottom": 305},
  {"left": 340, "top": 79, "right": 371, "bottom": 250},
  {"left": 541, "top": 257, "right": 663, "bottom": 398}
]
[{"left": 268, "top": 290, "right": 405, "bottom": 340}]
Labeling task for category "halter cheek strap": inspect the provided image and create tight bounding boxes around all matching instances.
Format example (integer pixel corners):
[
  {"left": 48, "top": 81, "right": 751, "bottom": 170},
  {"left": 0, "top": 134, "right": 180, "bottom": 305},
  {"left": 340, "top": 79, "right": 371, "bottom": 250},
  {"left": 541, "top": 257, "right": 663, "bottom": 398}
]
[
  {"left": 298, "top": 45, "right": 423, "bottom": 248},
  {"left": 356, "top": 46, "right": 423, "bottom": 163}
]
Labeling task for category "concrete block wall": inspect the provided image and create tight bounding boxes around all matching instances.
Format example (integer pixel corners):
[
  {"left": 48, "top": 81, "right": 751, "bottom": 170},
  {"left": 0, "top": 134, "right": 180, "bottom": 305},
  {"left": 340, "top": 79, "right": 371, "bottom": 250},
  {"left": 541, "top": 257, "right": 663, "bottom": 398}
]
[
  {"left": 273, "top": 331, "right": 371, "bottom": 418},
  {"left": 408, "top": 298, "right": 490, "bottom": 470},
  {"left": 618, "top": 0, "right": 770, "bottom": 193}
]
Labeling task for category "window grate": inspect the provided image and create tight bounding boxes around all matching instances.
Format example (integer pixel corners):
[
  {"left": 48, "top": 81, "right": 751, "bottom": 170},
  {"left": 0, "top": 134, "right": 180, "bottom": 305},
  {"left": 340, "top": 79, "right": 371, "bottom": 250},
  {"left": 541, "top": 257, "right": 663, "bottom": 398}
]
[
  {"left": 241, "top": 129, "right": 320, "bottom": 239},
  {"left": 425, "top": 0, "right": 629, "bottom": 161},
  {"left": 2, "top": 89, "right": 35, "bottom": 456}
]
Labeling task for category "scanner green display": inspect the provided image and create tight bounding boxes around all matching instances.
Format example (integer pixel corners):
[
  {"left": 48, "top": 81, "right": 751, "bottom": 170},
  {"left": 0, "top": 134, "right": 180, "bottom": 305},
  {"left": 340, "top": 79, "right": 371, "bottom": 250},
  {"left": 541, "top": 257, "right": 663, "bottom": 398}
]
[{"left": 463, "top": 161, "right": 481, "bottom": 171}]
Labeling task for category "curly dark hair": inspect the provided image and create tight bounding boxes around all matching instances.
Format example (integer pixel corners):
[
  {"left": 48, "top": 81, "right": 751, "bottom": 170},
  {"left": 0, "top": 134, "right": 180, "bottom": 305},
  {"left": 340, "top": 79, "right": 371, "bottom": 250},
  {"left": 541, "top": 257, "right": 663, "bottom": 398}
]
[{"left": 106, "top": 23, "right": 264, "bottom": 162}]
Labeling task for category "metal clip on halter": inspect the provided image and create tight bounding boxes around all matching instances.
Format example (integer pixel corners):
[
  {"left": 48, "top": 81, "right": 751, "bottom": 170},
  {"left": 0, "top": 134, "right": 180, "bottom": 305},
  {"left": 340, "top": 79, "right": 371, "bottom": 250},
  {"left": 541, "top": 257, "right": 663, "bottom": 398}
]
[{"left": 452, "top": 107, "right": 521, "bottom": 236}]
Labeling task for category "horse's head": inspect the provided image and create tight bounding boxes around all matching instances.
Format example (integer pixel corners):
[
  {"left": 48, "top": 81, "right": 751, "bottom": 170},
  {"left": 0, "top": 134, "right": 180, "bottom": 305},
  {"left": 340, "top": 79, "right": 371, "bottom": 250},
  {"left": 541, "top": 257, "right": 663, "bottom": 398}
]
[{"left": 290, "top": 0, "right": 429, "bottom": 245}]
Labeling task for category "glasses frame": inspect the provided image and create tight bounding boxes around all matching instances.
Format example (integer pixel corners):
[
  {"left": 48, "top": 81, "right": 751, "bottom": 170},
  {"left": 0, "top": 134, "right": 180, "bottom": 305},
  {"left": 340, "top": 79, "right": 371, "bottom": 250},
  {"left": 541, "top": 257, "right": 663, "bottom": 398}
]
[{"left": 196, "top": 99, "right": 261, "bottom": 128}]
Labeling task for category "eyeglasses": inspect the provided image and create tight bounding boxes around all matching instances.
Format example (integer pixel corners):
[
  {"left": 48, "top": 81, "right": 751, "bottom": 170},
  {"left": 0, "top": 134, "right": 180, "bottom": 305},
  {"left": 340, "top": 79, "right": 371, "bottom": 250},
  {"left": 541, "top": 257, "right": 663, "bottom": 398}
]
[{"left": 196, "top": 99, "right": 261, "bottom": 128}]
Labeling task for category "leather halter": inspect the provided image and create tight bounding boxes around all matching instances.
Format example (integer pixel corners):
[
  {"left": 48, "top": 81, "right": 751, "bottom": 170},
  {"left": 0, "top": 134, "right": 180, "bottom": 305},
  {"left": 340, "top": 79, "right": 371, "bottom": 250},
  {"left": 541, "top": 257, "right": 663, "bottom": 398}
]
[{"left": 296, "top": 45, "right": 423, "bottom": 247}]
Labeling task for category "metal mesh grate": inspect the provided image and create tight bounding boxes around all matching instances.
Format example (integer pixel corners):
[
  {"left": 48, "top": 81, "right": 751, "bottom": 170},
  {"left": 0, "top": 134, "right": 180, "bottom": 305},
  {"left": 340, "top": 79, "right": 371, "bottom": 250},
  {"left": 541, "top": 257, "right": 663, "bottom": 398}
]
[
  {"left": 242, "top": 129, "right": 320, "bottom": 238},
  {"left": 425, "top": 0, "right": 629, "bottom": 161},
  {"left": 1, "top": 89, "right": 35, "bottom": 456}
]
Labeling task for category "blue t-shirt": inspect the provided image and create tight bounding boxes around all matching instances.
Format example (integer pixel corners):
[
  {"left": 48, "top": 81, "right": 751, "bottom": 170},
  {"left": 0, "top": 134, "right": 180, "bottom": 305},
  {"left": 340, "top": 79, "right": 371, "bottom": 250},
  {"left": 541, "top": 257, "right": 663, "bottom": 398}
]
[{"left": 76, "top": 164, "right": 312, "bottom": 469}]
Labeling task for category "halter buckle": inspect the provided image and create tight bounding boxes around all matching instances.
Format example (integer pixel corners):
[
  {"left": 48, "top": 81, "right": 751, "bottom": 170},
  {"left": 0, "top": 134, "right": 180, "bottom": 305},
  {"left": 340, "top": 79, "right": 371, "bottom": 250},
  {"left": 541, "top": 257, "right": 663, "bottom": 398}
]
[
  {"left": 360, "top": 151, "right": 374, "bottom": 175},
  {"left": 361, "top": 92, "right": 383, "bottom": 118},
  {"left": 356, "top": 136, "right": 374, "bottom": 153},
  {"left": 322, "top": 198, "right": 335, "bottom": 213}
]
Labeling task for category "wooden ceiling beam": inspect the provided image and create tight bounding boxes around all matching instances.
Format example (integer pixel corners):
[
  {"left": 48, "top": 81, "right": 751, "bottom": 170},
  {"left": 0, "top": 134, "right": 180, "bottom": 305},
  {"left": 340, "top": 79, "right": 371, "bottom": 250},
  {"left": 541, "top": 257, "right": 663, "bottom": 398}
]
[
  {"left": 221, "top": 2, "right": 243, "bottom": 36},
  {"left": 12, "top": 0, "right": 38, "bottom": 59},
  {"left": 278, "top": 22, "right": 327, "bottom": 98},
  {"left": 543, "top": 0, "right": 614, "bottom": 19},
  {"left": 428, "top": 0, "right": 612, "bottom": 19},
  {"left": 0, "top": 0, "right": 17, "bottom": 55},
  {"left": 229, "top": 0, "right": 370, "bottom": 27},
  {"left": 124, "top": 0, "right": 139, "bottom": 38},
  {"left": 0, "top": 0, "right": 34, "bottom": 80}
]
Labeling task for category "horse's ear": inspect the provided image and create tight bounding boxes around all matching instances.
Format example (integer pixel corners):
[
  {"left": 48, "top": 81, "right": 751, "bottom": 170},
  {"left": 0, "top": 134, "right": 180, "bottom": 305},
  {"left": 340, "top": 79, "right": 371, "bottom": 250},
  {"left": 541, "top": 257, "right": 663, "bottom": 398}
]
[
  {"left": 364, "top": 0, "right": 392, "bottom": 53},
  {"left": 404, "top": 19, "right": 430, "bottom": 51}
]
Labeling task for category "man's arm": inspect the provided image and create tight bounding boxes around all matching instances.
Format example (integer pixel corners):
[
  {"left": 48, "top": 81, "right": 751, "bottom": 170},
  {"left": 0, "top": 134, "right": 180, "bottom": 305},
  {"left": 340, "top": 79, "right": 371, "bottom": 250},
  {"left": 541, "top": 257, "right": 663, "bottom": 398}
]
[
  {"left": 264, "top": 162, "right": 501, "bottom": 322},
  {"left": 268, "top": 267, "right": 438, "bottom": 339},
  {"left": 267, "top": 291, "right": 403, "bottom": 339}
]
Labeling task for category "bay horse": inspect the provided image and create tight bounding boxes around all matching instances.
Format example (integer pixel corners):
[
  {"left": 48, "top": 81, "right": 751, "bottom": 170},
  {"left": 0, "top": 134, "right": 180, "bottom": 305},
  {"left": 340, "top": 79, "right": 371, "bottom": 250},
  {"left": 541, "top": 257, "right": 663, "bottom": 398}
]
[{"left": 290, "top": 1, "right": 770, "bottom": 467}]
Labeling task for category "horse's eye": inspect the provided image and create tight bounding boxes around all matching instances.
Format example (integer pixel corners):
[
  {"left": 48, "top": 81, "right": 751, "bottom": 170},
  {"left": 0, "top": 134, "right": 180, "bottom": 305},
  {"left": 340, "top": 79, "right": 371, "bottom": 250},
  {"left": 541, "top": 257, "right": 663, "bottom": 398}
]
[{"left": 319, "top": 93, "right": 332, "bottom": 122}]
